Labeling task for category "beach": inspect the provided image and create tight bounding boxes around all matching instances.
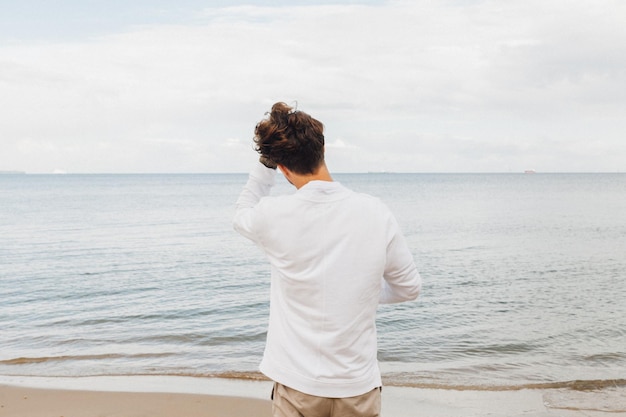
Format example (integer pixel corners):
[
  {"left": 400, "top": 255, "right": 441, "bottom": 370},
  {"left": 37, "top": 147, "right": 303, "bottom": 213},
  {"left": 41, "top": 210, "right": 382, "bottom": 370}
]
[
  {"left": 0, "top": 384, "right": 270, "bottom": 417},
  {"left": 1, "top": 376, "right": 624, "bottom": 417}
]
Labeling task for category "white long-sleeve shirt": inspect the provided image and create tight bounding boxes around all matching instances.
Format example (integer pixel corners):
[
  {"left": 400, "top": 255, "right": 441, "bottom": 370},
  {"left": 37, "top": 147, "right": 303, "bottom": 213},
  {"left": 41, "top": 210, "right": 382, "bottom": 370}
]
[{"left": 233, "top": 163, "right": 421, "bottom": 397}]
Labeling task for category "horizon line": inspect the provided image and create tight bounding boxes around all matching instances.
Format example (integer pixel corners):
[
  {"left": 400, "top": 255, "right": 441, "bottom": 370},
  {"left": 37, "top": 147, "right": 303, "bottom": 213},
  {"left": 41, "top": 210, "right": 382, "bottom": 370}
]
[{"left": 2, "top": 171, "right": 625, "bottom": 175}]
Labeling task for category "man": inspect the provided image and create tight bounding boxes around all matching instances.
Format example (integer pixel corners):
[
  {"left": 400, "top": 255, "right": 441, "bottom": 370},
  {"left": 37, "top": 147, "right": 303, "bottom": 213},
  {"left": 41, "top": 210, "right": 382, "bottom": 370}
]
[{"left": 233, "top": 102, "right": 421, "bottom": 417}]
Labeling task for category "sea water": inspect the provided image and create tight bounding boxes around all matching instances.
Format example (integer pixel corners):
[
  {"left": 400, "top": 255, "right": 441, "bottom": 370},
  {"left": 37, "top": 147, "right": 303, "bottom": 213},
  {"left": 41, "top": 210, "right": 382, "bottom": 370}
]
[{"left": 1, "top": 173, "right": 625, "bottom": 409}]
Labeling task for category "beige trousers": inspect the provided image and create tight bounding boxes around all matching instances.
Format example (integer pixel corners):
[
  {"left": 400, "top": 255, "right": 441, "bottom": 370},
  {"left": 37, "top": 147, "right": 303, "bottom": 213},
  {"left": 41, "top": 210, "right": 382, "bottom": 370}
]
[{"left": 271, "top": 382, "right": 382, "bottom": 417}]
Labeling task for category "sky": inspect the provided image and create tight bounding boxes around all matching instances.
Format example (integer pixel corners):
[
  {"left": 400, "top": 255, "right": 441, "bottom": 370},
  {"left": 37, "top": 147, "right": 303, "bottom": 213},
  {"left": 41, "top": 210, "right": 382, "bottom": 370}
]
[{"left": 1, "top": 0, "right": 625, "bottom": 173}]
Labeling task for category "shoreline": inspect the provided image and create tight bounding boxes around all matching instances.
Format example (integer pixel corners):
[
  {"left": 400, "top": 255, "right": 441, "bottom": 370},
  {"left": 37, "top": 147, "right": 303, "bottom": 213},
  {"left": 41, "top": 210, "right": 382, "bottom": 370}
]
[{"left": 1, "top": 375, "right": 624, "bottom": 417}]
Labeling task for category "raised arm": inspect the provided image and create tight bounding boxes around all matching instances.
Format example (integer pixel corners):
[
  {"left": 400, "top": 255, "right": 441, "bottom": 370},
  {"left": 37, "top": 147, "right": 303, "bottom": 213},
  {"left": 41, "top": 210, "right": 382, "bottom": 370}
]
[{"left": 233, "top": 161, "right": 277, "bottom": 242}]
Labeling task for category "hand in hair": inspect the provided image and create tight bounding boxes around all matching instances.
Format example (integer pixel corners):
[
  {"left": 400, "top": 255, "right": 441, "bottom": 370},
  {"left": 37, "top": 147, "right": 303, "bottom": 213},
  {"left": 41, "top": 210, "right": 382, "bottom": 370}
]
[
  {"left": 253, "top": 102, "right": 325, "bottom": 175},
  {"left": 259, "top": 154, "right": 277, "bottom": 169}
]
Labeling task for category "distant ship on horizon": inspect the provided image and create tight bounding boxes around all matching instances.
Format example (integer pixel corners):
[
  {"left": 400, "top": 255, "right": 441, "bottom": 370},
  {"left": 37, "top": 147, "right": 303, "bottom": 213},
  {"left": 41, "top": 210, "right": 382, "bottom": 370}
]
[{"left": 524, "top": 169, "right": 536, "bottom": 174}]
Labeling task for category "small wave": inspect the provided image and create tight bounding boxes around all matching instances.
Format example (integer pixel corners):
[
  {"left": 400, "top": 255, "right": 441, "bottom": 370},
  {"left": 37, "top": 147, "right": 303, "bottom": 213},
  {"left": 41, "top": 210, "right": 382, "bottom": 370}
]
[
  {"left": 195, "top": 371, "right": 269, "bottom": 381},
  {"left": 381, "top": 377, "right": 626, "bottom": 392},
  {"left": 31, "top": 370, "right": 272, "bottom": 382},
  {"left": 0, "top": 353, "right": 175, "bottom": 365},
  {"left": 544, "top": 386, "right": 626, "bottom": 413},
  {"left": 55, "top": 371, "right": 624, "bottom": 394},
  {"left": 449, "top": 245, "right": 487, "bottom": 252},
  {"left": 459, "top": 342, "right": 536, "bottom": 356},
  {"left": 113, "top": 373, "right": 626, "bottom": 395},
  {"left": 198, "top": 332, "right": 267, "bottom": 346},
  {"left": 581, "top": 352, "right": 626, "bottom": 363}
]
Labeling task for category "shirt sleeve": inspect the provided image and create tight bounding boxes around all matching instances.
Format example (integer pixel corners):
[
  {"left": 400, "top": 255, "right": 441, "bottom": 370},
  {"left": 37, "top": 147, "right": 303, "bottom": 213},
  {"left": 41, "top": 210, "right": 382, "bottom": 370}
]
[
  {"left": 232, "top": 162, "right": 277, "bottom": 243},
  {"left": 379, "top": 214, "right": 422, "bottom": 304}
]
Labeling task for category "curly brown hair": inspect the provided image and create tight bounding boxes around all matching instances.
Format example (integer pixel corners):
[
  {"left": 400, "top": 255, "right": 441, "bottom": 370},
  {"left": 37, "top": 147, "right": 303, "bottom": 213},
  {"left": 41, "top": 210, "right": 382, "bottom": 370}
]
[{"left": 254, "top": 102, "right": 325, "bottom": 175}]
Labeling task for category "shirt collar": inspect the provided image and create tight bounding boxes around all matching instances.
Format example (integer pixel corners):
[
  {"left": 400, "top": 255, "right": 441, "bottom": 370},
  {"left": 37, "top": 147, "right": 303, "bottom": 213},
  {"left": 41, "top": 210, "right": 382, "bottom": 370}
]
[{"left": 296, "top": 180, "right": 349, "bottom": 201}]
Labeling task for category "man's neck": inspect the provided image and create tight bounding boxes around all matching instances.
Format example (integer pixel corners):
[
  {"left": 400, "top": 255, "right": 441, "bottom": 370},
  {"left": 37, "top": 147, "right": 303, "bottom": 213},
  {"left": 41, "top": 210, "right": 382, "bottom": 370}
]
[{"left": 280, "top": 162, "right": 333, "bottom": 189}]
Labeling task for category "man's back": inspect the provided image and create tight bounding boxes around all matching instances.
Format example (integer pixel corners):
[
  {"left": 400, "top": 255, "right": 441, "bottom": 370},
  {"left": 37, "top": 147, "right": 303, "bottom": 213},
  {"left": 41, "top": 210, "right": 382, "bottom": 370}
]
[{"left": 234, "top": 171, "right": 420, "bottom": 397}]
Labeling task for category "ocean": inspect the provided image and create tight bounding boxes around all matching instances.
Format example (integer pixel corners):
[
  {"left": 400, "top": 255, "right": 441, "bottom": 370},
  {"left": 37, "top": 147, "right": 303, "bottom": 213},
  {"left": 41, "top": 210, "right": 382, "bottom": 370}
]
[{"left": 1, "top": 173, "right": 625, "bottom": 409}]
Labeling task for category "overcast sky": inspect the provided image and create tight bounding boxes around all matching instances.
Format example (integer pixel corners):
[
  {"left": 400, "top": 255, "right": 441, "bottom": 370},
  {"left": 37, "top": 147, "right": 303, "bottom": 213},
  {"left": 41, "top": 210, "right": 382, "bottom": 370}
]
[{"left": 1, "top": 0, "right": 624, "bottom": 173}]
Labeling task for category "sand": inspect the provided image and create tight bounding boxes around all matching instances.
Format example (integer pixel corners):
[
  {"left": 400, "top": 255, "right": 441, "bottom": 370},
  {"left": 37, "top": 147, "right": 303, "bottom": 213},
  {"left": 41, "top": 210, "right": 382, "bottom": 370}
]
[
  {"left": 0, "top": 385, "right": 271, "bottom": 417},
  {"left": 0, "top": 376, "right": 624, "bottom": 417}
]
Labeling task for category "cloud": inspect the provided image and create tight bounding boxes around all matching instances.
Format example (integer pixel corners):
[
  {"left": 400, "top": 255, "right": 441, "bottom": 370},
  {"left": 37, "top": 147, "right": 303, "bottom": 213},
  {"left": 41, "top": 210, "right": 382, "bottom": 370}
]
[{"left": 1, "top": 0, "right": 625, "bottom": 173}]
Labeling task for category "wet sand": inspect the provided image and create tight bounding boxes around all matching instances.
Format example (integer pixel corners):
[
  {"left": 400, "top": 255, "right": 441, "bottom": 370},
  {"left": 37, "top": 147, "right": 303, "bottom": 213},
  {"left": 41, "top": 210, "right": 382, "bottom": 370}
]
[{"left": 0, "top": 376, "right": 623, "bottom": 416}]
